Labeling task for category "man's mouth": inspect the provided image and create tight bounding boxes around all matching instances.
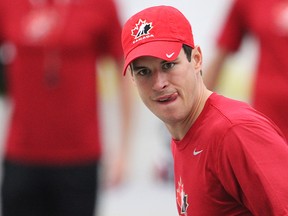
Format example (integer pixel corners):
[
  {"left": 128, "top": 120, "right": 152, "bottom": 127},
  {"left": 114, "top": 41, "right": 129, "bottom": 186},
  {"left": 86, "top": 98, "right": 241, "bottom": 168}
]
[{"left": 156, "top": 93, "right": 178, "bottom": 103}]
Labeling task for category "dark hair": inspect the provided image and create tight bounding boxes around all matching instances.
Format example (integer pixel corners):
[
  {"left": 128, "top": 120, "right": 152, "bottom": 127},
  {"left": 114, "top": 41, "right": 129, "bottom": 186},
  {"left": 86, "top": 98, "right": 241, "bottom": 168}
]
[
  {"left": 183, "top": 44, "right": 202, "bottom": 75},
  {"left": 183, "top": 44, "right": 192, "bottom": 62}
]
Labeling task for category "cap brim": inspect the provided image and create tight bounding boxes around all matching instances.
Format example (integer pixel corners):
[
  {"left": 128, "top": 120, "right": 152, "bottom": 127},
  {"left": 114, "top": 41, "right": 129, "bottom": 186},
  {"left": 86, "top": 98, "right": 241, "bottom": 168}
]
[{"left": 122, "top": 41, "right": 183, "bottom": 75}]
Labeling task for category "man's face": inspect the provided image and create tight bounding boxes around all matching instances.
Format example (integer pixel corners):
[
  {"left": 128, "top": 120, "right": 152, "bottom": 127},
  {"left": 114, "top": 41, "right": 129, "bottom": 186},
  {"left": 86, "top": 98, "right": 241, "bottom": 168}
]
[{"left": 130, "top": 47, "right": 202, "bottom": 125}]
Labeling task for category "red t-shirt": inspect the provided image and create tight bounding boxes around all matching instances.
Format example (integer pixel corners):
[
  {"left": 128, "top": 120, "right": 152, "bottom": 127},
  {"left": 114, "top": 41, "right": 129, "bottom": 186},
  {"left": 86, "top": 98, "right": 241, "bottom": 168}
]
[
  {"left": 217, "top": 0, "right": 288, "bottom": 139},
  {"left": 172, "top": 93, "right": 288, "bottom": 215},
  {"left": 0, "top": 0, "right": 122, "bottom": 165}
]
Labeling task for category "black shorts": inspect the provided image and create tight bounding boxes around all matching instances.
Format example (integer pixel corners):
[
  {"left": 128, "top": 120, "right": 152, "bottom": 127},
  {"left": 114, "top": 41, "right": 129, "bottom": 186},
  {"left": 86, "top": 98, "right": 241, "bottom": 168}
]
[{"left": 1, "top": 159, "right": 99, "bottom": 216}]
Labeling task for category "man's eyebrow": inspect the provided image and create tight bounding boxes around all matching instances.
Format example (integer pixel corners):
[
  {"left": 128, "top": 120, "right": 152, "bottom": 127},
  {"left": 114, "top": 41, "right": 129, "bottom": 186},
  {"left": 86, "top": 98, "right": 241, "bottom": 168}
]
[
  {"left": 160, "top": 58, "right": 178, "bottom": 64},
  {"left": 130, "top": 63, "right": 146, "bottom": 71},
  {"left": 131, "top": 58, "right": 175, "bottom": 71},
  {"left": 161, "top": 60, "right": 169, "bottom": 64}
]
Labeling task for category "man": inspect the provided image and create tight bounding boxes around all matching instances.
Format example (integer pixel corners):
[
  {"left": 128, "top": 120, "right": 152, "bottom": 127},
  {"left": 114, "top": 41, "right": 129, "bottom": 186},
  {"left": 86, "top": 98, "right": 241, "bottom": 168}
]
[{"left": 121, "top": 5, "right": 288, "bottom": 215}]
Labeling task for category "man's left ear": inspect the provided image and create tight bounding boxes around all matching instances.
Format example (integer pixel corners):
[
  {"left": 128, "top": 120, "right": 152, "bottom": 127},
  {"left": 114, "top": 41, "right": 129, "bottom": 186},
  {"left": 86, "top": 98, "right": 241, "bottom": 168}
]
[{"left": 192, "top": 46, "right": 202, "bottom": 70}]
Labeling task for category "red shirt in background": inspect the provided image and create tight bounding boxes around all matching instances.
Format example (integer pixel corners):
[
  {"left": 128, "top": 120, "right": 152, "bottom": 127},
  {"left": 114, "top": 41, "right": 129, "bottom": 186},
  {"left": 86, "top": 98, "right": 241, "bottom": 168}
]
[
  {"left": 217, "top": 0, "right": 288, "bottom": 139},
  {"left": 0, "top": 0, "right": 122, "bottom": 165}
]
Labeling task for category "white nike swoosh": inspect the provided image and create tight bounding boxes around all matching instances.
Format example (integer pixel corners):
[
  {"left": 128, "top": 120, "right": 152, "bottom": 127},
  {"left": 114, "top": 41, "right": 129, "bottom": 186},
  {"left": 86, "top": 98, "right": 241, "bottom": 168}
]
[
  {"left": 166, "top": 52, "right": 175, "bottom": 58},
  {"left": 193, "top": 149, "right": 203, "bottom": 156}
]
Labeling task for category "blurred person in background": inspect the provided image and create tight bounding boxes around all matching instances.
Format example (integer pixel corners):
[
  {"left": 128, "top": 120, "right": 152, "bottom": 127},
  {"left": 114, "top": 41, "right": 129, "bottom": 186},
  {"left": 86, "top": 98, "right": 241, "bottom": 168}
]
[
  {"left": 0, "top": 0, "right": 132, "bottom": 216},
  {"left": 121, "top": 5, "right": 288, "bottom": 215},
  {"left": 204, "top": 0, "right": 288, "bottom": 140}
]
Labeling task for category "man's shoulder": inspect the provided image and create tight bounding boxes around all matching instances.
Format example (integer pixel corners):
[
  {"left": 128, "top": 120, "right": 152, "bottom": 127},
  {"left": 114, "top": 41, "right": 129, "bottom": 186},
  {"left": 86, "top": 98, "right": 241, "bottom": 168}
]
[{"left": 208, "top": 93, "right": 267, "bottom": 126}]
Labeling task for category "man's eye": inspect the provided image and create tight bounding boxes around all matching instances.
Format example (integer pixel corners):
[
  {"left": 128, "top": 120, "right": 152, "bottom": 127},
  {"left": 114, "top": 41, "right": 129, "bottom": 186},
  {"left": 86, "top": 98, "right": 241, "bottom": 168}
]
[
  {"left": 136, "top": 68, "right": 150, "bottom": 76},
  {"left": 162, "top": 62, "right": 175, "bottom": 70}
]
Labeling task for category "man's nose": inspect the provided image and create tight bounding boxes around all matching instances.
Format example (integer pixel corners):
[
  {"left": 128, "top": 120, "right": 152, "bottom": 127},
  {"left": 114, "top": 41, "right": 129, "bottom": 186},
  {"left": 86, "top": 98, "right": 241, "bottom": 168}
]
[{"left": 152, "top": 71, "right": 168, "bottom": 90}]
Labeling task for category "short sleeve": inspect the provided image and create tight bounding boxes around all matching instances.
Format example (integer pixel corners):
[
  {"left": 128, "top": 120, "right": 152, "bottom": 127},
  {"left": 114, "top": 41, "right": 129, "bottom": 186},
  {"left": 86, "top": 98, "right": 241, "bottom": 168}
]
[{"left": 217, "top": 0, "right": 248, "bottom": 52}]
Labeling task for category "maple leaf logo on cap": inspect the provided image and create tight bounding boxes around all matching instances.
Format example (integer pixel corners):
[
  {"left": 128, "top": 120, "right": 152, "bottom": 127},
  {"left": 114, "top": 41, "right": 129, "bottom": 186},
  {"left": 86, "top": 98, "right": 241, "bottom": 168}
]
[{"left": 131, "top": 19, "right": 153, "bottom": 39}]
